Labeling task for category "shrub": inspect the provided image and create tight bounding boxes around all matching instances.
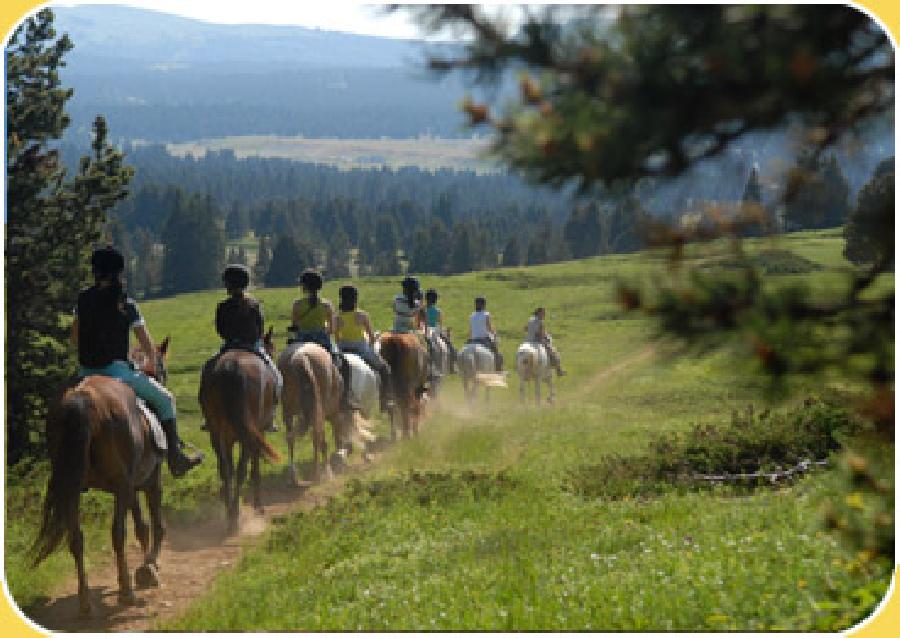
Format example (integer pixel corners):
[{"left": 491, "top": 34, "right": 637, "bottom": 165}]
[{"left": 565, "top": 398, "right": 858, "bottom": 500}]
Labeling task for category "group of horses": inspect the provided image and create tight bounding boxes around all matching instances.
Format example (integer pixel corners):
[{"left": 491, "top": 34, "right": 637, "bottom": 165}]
[{"left": 32, "top": 327, "right": 558, "bottom": 617}]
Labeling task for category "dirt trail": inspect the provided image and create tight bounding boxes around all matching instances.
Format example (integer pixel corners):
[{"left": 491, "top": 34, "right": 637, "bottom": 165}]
[
  {"left": 21, "top": 346, "right": 655, "bottom": 633},
  {"left": 21, "top": 461, "right": 368, "bottom": 633}
]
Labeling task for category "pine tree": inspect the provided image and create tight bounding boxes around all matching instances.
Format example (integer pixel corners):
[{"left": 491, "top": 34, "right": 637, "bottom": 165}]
[
  {"left": 5, "top": 10, "right": 133, "bottom": 462},
  {"left": 501, "top": 235, "right": 522, "bottom": 267},
  {"left": 265, "top": 235, "right": 315, "bottom": 287},
  {"left": 844, "top": 158, "right": 894, "bottom": 266}
]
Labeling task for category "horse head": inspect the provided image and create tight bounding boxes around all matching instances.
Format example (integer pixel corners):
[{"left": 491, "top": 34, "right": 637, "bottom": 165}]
[{"left": 129, "top": 336, "right": 170, "bottom": 386}]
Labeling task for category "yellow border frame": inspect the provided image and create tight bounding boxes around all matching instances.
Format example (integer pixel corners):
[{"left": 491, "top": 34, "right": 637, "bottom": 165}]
[{"left": 1, "top": 1, "right": 897, "bottom": 635}]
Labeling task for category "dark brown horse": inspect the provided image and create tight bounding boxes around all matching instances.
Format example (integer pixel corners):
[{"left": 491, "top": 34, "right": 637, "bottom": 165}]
[
  {"left": 379, "top": 332, "right": 429, "bottom": 440},
  {"left": 277, "top": 341, "right": 350, "bottom": 483},
  {"left": 198, "top": 328, "right": 281, "bottom": 533},
  {"left": 32, "top": 339, "right": 172, "bottom": 617}
]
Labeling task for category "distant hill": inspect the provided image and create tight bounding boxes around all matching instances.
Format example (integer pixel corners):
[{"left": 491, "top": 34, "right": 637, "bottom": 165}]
[{"left": 50, "top": 4, "right": 477, "bottom": 141}]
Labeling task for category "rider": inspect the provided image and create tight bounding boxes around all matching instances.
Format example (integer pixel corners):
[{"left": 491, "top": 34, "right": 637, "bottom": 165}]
[
  {"left": 72, "top": 246, "right": 202, "bottom": 477},
  {"left": 392, "top": 276, "right": 423, "bottom": 334},
  {"left": 335, "top": 285, "right": 393, "bottom": 412},
  {"left": 290, "top": 268, "right": 354, "bottom": 410},
  {"left": 525, "top": 307, "right": 567, "bottom": 377},
  {"left": 201, "top": 264, "right": 283, "bottom": 432},
  {"left": 424, "top": 288, "right": 457, "bottom": 374},
  {"left": 467, "top": 296, "right": 504, "bottom": 372}
]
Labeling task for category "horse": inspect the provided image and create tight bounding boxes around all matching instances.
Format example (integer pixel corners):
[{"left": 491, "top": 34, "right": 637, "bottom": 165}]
[
  {"left": 425, "top": 327, "right": 449, "bottom": 398},
  {"left": 515, "top": 341, "right": 555, "bottom": 405},
  {"left": 277, "top": 342, "right": 351, "bottom": 483},
  {"left": 32, "top": 338, "right": 172, "bottom": 617},
  {"left": 378, "top": 332, "right": 429, "bottom": 440},
  {"left": 198, "top": 328, "right": 281, "bottom": 534},
  {"left": 458, "top": 341, "right": 500, "bottom": 403}
]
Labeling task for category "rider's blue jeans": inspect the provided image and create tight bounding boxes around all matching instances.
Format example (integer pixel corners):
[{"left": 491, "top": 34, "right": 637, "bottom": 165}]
[{"left": 78, "top": 360, "right": 176, "bottom": 421}]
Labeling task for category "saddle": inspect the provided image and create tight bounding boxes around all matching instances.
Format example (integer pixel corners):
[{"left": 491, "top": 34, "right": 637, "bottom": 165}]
[{"left": 136, "top": 398, "right": 167, "bottom": 453}]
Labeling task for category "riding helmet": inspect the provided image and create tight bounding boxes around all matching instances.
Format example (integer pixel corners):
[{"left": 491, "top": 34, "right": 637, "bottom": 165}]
[
  {"left": 339, "top": 285, "right": 358, "bottom": 303},
  {"left": 91, "top": 245, "right": 125, "bottom": 277},
  {"left": 222, "top": 264, "right": 250, "bottom": 289},
  {"left": 475, "top": 296, "right": 487, "bottom": 310},
  {"left": 299, "top": 268, "right": 323, "bottom": 291},
  {"left": 425, "top": 288, "right": 438, "bottom": 304},
  {"left": 401, "top": 276, "right": 419, "bottom": 292}
]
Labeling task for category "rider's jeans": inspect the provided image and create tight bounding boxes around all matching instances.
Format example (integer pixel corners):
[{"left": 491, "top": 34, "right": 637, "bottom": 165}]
[{"left": 78, "top": 360, "right": 176, "bottom": 420}]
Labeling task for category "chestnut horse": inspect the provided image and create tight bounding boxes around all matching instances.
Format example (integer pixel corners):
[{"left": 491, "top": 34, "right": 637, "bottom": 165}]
[
  {"left": 277, "top": 342, "right": 351, "bottom": 483},
  {"left": 32, "top": 339, "right": 172, "bottom": 617},
  {"left": 379, "top": 332, "right": 429, "bottom": 440},
  {"left": 199, "top": 328, "right": 281, "bottom": 533}
]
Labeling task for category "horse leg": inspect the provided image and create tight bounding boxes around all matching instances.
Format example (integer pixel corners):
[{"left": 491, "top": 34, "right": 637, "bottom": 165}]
[
  {"left": 113, "top": 490, "right": 136, "bottom": 606},
  {"left": 284, "top": 414, "right": 300, "bottom": 486},
  {"left": 69, "top": 508, "right": 91, "bottom": 617},
  {"left": 232, "top": 446, "right": 249, "bottom": 532},
  {"left": 547, "top": 373, "right": 555, "bottom": 405},
  {"left": 130, "top": 493, "right": 155, "bottom": 589},
  {"left": 212, "top": 434, "right": 230, "bottom": 504},
  {"left": 136, "top": 468, "right": 163, "bottom": 588},
  {"left": 389, "top": 406, "right": 398, "bottom": 442},
  {"left": 535, "top": 374, "right": 541, "bottom": 406},
  {"left": 220, "top": 441, "right": 237, "bottom": 534},
  {"left": 250, "top": 450, "right": 263, "bottom": 513}
]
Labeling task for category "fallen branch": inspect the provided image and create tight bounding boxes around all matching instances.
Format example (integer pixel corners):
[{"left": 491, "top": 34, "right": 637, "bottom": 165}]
[{"left": 692, "top": 459, "right": 828, "bottom": 484}]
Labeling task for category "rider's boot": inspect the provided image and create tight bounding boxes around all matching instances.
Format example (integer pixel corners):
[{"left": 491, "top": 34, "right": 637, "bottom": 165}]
[{"left": 161, "top": 418, "right": 204, "bottom": 478}]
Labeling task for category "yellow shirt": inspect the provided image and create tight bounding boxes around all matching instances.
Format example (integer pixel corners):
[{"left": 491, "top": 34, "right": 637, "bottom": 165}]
[
  {"left": 293, "top": 298, "right": 330, "bottom": 332},
  {"left": 337, "top": 310, "right": 366, "bottom": 342}
]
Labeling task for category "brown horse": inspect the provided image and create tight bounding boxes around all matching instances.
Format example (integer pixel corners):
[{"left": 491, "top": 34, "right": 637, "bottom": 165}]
[
  {"left": 379, "top": 332, "right": 429, "bottom": 440},
  {"left": 198, "top": 328, "right": 281, "bottom": 533},
  {"left": 32, "top": 339, "right": 172, "bottom": 617},
  {"left": 277, "top": 342, "right": 351, "bottom": 484}
]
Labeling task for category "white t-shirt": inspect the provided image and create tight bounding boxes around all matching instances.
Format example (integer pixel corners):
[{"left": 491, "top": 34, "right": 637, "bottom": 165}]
[
  {"left": 470, "top": 310, "right": 491, "bottom": 340},
  {"left": 393, "top": 294, "right": 418, "bottom": 332},
  {"left": 526, "top": 316, "right": 543, "bottom": 343}
]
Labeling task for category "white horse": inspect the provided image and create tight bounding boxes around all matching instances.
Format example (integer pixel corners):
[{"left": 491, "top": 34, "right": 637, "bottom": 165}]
[
  {"left": 343, "top": 353, "right": 379, "bottom": 456},
  {"left": 516, "top": 341, "right": 555, "bottom": 405},
  {"left": 458, "top": 341, "right": 500, "bottom": 402},
  {"left": 425, "top": 327, "right": 449, "bottom": 398}
]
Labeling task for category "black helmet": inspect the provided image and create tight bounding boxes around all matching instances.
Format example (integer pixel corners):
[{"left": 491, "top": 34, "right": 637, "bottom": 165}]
[
  {"left": 299, "top": 268, "right": 323, "bottom": 291},
  {"left": 475, "top": 296, "right": 487, "bottom": 310},
  {"left": 222, "top": 264, "right": 250, "bottom": 289},
  {"left": 401, "top": 276, "right": 420, "bottom": 291},
  {"left": 425, "top": 288, "right": 438, "bottom": 304},
  {"left": 339, "top": 285, "right": 358, "bottom": 302},
  {"left": 91, "top": 245, "right": 125, "bottom": 278}
]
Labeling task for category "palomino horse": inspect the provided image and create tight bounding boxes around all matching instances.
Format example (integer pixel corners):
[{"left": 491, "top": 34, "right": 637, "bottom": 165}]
[
  {"left": 379, "top": 332, "right": 428, "bottom": 440},
  {"left": 458, "top": 341, "right": 499, "bottom": 403},
  {"left": 277, "top": 342, "right": 351, "bottom": 483},
  {"left": 198, "top": 328, "right": 281, "bottom": 533},
  {"left": 515, "top": 341, "right": 555, "bottom": 405},
  {"left": 32, "top": 339, "right": 172, "bottom": 617}
]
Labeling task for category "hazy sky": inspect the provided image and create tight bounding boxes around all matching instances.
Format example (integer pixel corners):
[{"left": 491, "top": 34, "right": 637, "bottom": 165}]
[{"left": 50, "top": 1, "right": 427, "bottom": 38}]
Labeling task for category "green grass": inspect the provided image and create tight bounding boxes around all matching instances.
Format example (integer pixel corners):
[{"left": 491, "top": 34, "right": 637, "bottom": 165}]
[{"left": 5, "top": 229, "right": 892, "bottom": 630}]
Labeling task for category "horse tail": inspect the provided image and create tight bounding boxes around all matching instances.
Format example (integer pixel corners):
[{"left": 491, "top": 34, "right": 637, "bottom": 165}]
[
  {"left": 380, "top": 337, "right": 407, "bottom": 403},
  {"left": 218, "top": 359, "right": 281, "bottom": 463},
  {"left": 293, "top": 352, "right": 324, "bottom": 446},
  {"left": 517, "top": 347, "right": 535, "bottom": 379},
  {"left": 32, "top": 392, "right": 91, "bottom": 565}
]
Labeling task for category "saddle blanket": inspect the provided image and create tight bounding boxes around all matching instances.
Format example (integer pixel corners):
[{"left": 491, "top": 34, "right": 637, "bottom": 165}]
[{"left": 136, "top": 398, "right": 167, "bottom": 452}]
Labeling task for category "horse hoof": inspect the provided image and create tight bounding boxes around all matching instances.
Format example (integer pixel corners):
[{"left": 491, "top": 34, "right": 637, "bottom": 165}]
[
  {"left": 118, "top": 590, "right": 137, "bottom": 606},
  {"left": 135, "top": 563, "right": 159, "bottom": 588}
]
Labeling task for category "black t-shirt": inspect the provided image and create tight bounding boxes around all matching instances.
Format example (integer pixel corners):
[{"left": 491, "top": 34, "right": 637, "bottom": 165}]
[
  {"left": 75, "top": 285, "right": 142, "bottom": 368},
  {"left": 216, "top": 295, "right": 263, "bottom": 345}
]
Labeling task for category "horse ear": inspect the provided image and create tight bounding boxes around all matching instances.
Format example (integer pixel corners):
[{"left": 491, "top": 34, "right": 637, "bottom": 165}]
[
  {"left": 159, "top": 336, "right": 170, "bottom": 356},
  {"left": 265, "top": 326, "right": 274, "bottom": 343}
]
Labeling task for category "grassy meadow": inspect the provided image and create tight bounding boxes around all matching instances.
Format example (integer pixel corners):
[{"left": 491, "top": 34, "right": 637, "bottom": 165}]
[
  {"left": 165, "top": 135, "right": 498, "bottom": 172},
  {"left": 5, "top": 229, "right": 893, "bottom": 630}
]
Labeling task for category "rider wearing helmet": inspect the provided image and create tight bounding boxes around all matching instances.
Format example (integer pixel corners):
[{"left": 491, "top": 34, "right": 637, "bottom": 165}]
[
  {"left": 290, "top": 268, "right": 354, "bottom": 410},
  {"left": 467, "top": 296, "right": 504, "bottom": 372},
  {"left": 525, "top": 307, "right": 566, "bottom": 376},
  {"left": 335, "top": 285, "right": 393, "bottom": 412},
  {"left": 72, "top": 246, "right": 202, "bottom": 477},
  {"left": 200, "top": 264, "right": 283, "bottom": 431},
  {"left": 424, "top": 288, "right": 457, "bottom": 374}
]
